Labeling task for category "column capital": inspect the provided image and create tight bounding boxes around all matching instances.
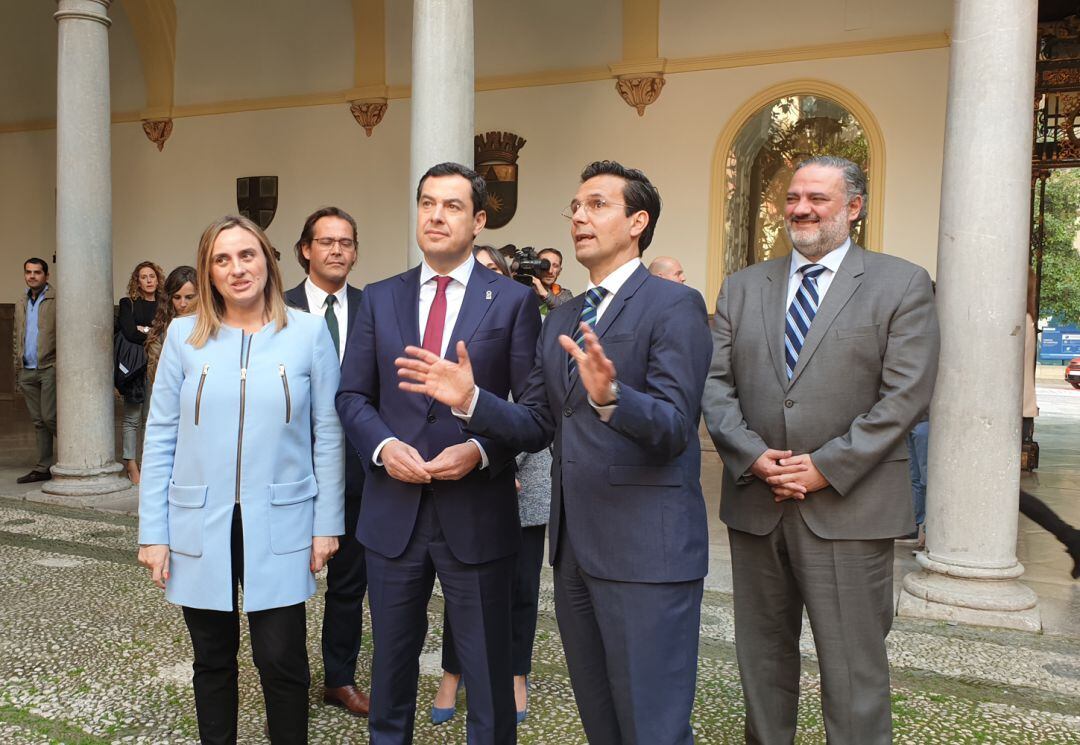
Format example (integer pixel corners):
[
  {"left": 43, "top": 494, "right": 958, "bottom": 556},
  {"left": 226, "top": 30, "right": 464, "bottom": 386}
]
[{"left": 54, "top": 0, "right": 112, "bottom": 27}]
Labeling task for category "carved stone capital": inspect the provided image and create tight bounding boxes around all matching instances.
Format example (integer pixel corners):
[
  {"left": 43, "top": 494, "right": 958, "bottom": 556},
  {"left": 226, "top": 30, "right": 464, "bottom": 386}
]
[
  {"left": 350, "top": 99, "right": 388, "bottom": 137},
  {"left": 141, "top": 118, "right": 173, "bottom": 151},
  {"left": 615, "top": 74, "right": 665, "bottom": 117}
]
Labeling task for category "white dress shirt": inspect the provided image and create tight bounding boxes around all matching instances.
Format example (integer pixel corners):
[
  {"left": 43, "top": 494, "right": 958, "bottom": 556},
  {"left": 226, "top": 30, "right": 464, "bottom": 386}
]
[
  {"left": 303, "top": 277, "right": 349, "bottom": 364},
  {"left": 785, "top": 238, "right": 850, "bottom": 309},
  {"left": 374, "top": 256, "right": 488, "bottom": 469}
]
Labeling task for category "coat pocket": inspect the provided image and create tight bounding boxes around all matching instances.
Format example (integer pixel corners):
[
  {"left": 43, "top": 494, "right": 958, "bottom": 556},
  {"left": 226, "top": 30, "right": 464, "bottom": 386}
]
[
  {"left": 268, "top": 475, "right": 317, "bottom": 555},
  {"left": 834, "top": 324, "right": 879, "bottom": 339},
  {"left": 167, "top": 482, "right": 208, "bottom": 557}
]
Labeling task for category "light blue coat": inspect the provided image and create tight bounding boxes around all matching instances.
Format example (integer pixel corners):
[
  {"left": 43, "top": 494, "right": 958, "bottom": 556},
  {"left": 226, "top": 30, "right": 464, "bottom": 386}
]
[{"left": 138, "top": 310, "right": 345, "bottom": 612}]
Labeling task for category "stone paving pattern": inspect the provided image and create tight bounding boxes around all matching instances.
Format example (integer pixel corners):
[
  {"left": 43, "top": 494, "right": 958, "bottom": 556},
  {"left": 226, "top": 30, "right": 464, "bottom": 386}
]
[{"left": 0, "top": 498, "right": 1078, "bottom": 744}]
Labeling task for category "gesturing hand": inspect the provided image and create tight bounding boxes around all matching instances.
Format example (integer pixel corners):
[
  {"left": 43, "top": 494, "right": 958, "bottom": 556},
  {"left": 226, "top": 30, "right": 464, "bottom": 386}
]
[
  {"left": 397, "top": 341, "right": 476, "bottom": 411},
  {"left": 381, "top": 439, "right": 431, "bottom": 484},
  {"left": 559, "top": 323, "right": 618, "bottom": 405},
  {"left": 137, "top": 544, "right": 170, "bottom": 589},
  {"left": 425, "top": 442, "right": 482, "bottom": 481},
  {"left": 311, "top": 536, "right": 339, "bottom": 573}
]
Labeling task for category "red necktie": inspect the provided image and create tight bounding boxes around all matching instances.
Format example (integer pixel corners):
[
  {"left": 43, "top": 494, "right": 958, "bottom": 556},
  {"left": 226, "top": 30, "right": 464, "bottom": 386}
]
[{"left": 422, "top": 276, "right": 452, "bottom": 356}]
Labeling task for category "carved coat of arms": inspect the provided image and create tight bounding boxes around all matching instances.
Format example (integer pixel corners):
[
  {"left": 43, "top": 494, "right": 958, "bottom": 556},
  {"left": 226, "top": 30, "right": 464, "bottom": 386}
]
[
  {"left": 236, "top": 176, "right": 278, "bottom": 230},
  {"left": 475, "top": 132, "right": 526, "bottom": 229}
]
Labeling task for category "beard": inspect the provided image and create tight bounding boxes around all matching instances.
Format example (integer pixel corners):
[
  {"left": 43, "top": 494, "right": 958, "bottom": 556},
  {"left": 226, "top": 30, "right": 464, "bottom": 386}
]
[{"left": 785, "top": 210, "right": 852, "bottom": 260}]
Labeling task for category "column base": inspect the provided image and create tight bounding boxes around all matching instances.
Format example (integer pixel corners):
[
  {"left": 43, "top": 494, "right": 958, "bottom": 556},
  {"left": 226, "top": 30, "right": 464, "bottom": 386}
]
[
  {"left": 898, "top": 568, "right": 1041, "bottom": 632},
  {"left": 39, "top": 461, "right": 133, "bottom": 498}
]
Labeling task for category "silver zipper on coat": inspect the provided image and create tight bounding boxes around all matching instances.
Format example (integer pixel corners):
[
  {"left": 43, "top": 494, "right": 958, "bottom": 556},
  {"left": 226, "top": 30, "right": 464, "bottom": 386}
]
[
  {"left": 194, "top": 364, "right": 210, "bottom": 425},
  {"left": 235, "top": 334, "right": 253, "bottom": 503},
  {"left": 279, "top": 364, "right": 291, "bottom": 424}
]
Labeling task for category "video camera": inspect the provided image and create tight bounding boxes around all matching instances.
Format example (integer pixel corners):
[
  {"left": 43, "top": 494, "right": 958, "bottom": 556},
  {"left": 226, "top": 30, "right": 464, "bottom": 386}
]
[{"left": 507, "top": 245, "right": 550, "bottom": 287}]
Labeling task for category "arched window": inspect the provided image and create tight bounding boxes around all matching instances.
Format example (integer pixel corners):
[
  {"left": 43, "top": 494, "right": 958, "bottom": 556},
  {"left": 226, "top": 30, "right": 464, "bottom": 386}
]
[
  {"left": 707, "top": 81, "right": 884, "bottom": 304},
  {"left": 724, "top": 95, "right": 869, "bottom": 275}
]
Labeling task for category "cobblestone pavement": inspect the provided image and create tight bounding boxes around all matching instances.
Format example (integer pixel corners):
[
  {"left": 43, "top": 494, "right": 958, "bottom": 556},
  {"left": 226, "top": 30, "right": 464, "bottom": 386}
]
[{"left": 0, "top": 497, "right": 1078, "bottom": 744}]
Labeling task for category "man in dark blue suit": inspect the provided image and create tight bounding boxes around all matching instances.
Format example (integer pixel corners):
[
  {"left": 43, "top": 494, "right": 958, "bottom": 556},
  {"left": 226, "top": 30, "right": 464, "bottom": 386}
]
[
  {"left": 336, "top": 163, "right": 540, "bottom": 745},
  {"left": 284, "top": 206, "right": 370, "bottom": 717},
  {"left": 398, "top": 161, "right": 713, "bottom": 744}
]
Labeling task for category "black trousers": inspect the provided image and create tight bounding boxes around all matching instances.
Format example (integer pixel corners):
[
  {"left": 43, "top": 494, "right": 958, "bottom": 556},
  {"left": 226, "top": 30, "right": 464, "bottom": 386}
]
[
  {"left": 322, "top": 490, "right": 367, "bottom": 687},
  {"left": 182, "top": 505, "right": 310, "bottom": 745},
  {"left": 366, "top": 491, "right": 516, "bottom": 745},
  {"left": 1020, "top": 489, "right": 1078, "bottom": 547},
  {"left": 443, "top": 523, "right": 546, "bottom": 677}
]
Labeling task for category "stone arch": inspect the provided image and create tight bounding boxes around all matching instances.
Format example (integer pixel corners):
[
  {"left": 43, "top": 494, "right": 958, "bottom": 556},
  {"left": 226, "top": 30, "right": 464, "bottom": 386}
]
[{"left": 705, "top": 79, "right": 885, "bottom": 305}]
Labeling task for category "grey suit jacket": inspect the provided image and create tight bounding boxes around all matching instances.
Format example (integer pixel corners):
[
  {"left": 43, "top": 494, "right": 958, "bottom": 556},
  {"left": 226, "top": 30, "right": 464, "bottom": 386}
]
[{"left": 703, "top": 244, "right": 939, "bottom": 540}]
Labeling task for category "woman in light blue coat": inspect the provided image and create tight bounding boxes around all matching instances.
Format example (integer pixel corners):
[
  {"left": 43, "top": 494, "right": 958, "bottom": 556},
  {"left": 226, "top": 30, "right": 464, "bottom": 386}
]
[{"left": 137, "top": 215, "right": 344, "bottom": 745}]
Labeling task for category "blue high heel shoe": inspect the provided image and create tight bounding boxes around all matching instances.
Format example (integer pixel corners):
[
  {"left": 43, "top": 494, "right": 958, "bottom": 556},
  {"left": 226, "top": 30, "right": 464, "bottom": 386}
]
[
  {"left": 516, "top": 676, "right": 530, "bottom": 725},
  {"left": 431, "top": 676, "right": 462, "bottom": 725}
]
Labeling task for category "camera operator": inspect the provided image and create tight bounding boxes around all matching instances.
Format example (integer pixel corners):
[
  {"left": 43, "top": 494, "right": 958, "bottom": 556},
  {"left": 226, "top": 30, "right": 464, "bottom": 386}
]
[{"left": 532, "top": 248, "right": 574, "bottom": 312}]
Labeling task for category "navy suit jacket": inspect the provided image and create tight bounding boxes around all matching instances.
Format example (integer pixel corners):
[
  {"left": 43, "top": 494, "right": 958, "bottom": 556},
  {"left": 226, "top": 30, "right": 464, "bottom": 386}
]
[
  {"left": 284, "top": 280, "right": 365, "bottom": 501},
  {"left": 468, "top": 263, "right": 713, "bottom": 583},
  {"left": 336, "top": 262, "right": 541, "bottom": 564}
]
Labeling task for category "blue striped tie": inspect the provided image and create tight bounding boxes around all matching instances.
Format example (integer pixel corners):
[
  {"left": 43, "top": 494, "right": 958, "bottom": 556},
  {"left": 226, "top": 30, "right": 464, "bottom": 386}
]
[
  {"left": 784, "top": 264, "right": 827, "bottom": 379},
  {"left": 569, "top": 286, "right": 609, "bottom": 377}
]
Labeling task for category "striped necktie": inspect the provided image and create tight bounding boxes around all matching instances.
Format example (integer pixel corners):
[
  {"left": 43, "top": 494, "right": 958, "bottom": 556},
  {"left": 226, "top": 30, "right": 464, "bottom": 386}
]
[
  {"left": 568, "top": 286, "right": 609, "bottom": 377},
  {"left": 784, "top": 264, "right": 827, "bottom": 379}
]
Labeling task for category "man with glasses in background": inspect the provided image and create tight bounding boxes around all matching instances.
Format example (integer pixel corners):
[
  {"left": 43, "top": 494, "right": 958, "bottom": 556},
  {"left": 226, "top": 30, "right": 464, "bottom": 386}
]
[{"left": 285, "top": 207, "right": 370, "bottom": 717}]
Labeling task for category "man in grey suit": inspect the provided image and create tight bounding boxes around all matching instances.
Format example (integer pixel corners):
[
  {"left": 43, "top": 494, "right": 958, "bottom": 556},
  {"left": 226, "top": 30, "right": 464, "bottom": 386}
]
[{"left": 703, "top": 155, "right": 939, "bottom": 744}]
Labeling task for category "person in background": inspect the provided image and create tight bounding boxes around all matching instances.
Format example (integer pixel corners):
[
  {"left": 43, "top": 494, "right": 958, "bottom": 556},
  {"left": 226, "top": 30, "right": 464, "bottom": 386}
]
[
  {"left": 14, "top": 258, "right": 57, "bottom": 484},
  {"left": 145, "top": 266, "right": 197, "bottom": 388},
  {"left": 1017, "top": 268, "right": 1080, "bottom": 578},
  {"left": 431, "top": 244, "right": 549, "bottom": 726},
  {"left": 284, "top": 206, "right": 371, "bottom": 718},
  {"left": 137, "top": 214, "right": 344, "bottom": 744},
  {"left": 118, "top": 260, "right": 164, "bottom": 484},
  {"left": 531, "top": 247, "right": 574, "bottom": 313},
  {"left": 648, "top": 255, "right": 687, "bottom": 284}
]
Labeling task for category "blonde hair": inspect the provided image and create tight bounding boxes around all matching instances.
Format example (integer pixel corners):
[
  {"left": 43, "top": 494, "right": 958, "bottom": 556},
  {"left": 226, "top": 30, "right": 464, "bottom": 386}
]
[
  {"left": 127, "top": 261, "right": 165, "bottom": 303},
  {"left": 188, "top": 215, "right": 288, "bottom": 348}
]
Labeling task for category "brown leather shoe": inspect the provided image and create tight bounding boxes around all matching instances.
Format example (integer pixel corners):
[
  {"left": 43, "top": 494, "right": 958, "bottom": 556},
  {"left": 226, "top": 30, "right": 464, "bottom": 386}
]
[
  {"left": 323, "top": 685, "right": 370, "bottom": 717},
  {"left": 16, "top": 470, "right": 51, "bottom": 484}
]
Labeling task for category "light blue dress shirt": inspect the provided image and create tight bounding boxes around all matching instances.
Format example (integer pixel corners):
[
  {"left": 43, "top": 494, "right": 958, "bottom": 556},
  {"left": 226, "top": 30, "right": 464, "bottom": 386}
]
[{"left": 22, "top": 284, "right": 48, "bottom": 369}]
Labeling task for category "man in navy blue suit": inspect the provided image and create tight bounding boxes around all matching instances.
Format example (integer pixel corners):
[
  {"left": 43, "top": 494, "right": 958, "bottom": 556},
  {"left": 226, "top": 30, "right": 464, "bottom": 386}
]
[
  {"left": 336, "top": 163, "right": 540, "bottom": 744},
  {"left": 284, "top": 206, "right": 370, "bottom": 717},
  {"left": 398, "top": 161, "right": 713, "bottom": 744}
]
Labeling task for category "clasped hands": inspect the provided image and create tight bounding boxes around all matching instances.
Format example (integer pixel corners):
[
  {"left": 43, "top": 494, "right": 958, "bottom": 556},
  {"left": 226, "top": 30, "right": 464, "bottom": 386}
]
[
  {"left": 394, "top": 321, "right": 617, "bottom": 411},
  {"left": 752, "top": 448, "right": 829, "bottom": 502},
  {"left": 379, "top": 439, "right": 481, "bottom": 484}
]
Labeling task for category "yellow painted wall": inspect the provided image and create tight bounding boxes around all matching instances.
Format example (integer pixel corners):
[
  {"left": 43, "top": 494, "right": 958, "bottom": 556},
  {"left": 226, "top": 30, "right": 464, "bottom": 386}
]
[{"left": 0, "top": 47, "right": 948, "bottom": 306}]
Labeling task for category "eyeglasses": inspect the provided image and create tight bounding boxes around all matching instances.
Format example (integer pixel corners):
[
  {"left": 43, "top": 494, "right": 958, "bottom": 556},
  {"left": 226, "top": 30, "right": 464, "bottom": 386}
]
[
  {"left": 312, "top": 237, "right": 356, "bottom": 250},
  {"left": 561, "top": 198, "right": 626, "bottom": 221}
]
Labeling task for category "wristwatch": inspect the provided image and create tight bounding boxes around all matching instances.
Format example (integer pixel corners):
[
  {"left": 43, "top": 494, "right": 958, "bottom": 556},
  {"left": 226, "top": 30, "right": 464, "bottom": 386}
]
[{"left": 605, "top": 380, "right": 621, "bottom": 405}]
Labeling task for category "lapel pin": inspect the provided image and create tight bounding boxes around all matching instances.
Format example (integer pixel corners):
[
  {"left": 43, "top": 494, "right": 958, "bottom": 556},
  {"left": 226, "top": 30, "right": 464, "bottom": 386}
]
[{"left": 485, "top": 290, "right": 493, "bottom": 300}]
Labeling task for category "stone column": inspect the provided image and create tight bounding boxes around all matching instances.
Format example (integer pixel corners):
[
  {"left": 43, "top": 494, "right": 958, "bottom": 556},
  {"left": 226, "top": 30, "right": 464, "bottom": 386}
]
[
  {"left": 897, "top": 0, "right": 1040, "bottom": 631},
  {"left": 408, "top": 0, "right": 475, "bottom": 267},
  {"left": 43, "top": 0, "right": 130, "bottom": 497}
]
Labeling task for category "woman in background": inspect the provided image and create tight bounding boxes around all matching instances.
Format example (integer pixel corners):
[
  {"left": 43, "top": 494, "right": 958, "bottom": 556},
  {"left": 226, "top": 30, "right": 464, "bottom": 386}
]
[
  {"left": 118, "top": 260, "right": 164, "bottom": 484},
  {"left": 145, "top": 265, "right": 197, "bottom": 387}
]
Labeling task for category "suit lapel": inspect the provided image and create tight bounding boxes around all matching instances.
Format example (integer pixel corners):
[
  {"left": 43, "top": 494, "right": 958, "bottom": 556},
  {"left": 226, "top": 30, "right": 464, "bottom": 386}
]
[
  {"left": 761, "top": 258, "right": 790, "bottom": 389},
  {"left": 284, "top": 281, "right": 310, "bottom": 312},
  {"left": 592, "top": 263, "right": 647, "bottom": 339},
  {"left": 560, "top": 293, "right": 588, "bottom": 398},
  {"left": 393, "top": 267, "right": 422, "bottom": 350},
  {"left": 346, "top": 285, "right": 363, "bottom": 328},
  {"left": 787, "top": 245, "right": 866, "bottom": 387},
  {"left": 446, "top": 263, "right": 498, "bottom": 359}
]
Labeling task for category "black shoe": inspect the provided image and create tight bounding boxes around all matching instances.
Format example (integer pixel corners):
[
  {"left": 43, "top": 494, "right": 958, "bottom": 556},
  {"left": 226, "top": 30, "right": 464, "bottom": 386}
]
[
  {"left": 16, "top": 470, "right": 51, "bottom": 484},
  {"left": 1066, "top": 534, "right": 1080, "bottom": 580}
]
